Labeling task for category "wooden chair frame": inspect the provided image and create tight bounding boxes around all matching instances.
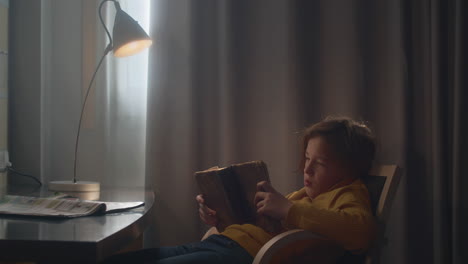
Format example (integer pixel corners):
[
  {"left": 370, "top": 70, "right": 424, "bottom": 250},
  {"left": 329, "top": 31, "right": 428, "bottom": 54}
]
[{"left": 252, "top": 165, "right": 402, "bottom": 264}]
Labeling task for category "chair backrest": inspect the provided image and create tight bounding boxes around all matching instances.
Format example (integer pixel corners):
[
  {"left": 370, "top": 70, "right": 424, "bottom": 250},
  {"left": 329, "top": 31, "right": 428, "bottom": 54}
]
[
  {"left": 360, "top": 165, "right": 402, "bottom": 264},
  {"left": 362, "top": 165, "right": 402, "bottom": 223}
]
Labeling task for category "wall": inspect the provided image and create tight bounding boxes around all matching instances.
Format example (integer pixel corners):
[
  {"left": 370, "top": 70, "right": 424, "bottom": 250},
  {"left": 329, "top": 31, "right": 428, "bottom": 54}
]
[
  {"left": 8, "top": 0, "right": 43, "bottom": 185},
  {"left": 0, "top": 0, "right": 8, "bottom": 191},
  {"left": 8, "top": 0, "right": 91, "bottom": 185}
]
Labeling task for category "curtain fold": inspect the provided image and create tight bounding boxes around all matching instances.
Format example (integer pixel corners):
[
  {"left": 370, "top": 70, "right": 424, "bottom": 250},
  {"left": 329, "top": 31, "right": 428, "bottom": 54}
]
[
  {"left": 451, "top": 2, "right": 468, "bottom": 263},
  {"left": 402, "top": 0, "right": 468, "bottom": 263}
]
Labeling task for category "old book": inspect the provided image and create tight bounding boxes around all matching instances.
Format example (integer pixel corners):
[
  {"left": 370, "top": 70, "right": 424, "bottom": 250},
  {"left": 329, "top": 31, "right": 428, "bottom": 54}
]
[{"left": 195, "top": 160, "right": 282, "bottom": 233}]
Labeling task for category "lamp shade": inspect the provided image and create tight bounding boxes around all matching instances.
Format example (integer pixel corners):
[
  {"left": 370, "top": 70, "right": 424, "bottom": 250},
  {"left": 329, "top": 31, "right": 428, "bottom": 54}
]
[{"left": 112, "top": 8, "right": 152, "bottom": 57}]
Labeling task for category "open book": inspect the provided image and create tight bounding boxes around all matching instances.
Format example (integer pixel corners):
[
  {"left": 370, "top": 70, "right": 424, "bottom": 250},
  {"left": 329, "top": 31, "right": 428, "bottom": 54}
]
[
  {"left": 0, "top": 195, "right": 144, "bottom": 218},
  {"left": 195, "top": 160, "right": 282, "bottom": 233}
]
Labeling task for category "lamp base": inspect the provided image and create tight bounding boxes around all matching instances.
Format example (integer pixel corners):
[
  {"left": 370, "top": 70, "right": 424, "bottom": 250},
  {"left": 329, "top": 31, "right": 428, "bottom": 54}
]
[{"left": 48, "top": 181, "right": 100, "bottom": 192}]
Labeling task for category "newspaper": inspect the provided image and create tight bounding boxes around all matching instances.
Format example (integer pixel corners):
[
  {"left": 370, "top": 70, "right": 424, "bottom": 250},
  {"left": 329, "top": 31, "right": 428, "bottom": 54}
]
[{"left": 0, "top": 195, "right": 145, "bottom": 218}]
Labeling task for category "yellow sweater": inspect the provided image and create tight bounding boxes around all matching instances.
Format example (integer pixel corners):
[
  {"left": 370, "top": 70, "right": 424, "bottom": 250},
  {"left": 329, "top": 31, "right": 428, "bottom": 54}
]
[{"left": 221, "top": 178, "right": 376, "bottom": 257}]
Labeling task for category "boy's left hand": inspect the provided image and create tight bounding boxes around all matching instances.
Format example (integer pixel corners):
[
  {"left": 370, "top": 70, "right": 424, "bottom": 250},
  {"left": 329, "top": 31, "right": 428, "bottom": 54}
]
[{"left": 254, "top": 181, "right": 293, "bottom": 220}]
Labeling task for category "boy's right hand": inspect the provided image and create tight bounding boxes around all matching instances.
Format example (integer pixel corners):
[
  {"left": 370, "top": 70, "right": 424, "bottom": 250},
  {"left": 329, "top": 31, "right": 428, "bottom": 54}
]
[{"left": 196, "top": 195, "right": 218, "bottom": 227}]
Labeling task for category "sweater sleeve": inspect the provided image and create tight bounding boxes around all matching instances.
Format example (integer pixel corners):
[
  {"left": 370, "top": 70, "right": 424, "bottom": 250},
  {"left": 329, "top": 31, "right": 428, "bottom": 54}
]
[{"left": 284, "top": 187, "right": 376, "bottom": 252}]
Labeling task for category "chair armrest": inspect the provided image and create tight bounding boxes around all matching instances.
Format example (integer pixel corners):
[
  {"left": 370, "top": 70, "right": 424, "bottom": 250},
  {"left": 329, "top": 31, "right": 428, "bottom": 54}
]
[{"left": 253, "top": 229, "right": 324, "bottom": 264}]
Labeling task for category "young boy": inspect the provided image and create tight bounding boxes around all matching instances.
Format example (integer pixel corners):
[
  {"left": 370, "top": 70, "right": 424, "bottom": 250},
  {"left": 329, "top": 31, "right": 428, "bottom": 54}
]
[{"left": 102, "top": 116, "right": 376, "bottom": 264}]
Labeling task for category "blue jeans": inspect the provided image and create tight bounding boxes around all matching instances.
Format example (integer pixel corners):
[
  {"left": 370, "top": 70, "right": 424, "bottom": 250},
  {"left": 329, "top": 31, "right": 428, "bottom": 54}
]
[{"left": 100, "top": 235, "right": 253, "bottom": 264}]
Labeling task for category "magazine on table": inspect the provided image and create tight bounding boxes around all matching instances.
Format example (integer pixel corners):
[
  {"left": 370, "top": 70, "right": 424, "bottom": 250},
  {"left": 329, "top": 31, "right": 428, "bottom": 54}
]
[{"left": 0, "top": 194, "right": 145, "bottom": 218}]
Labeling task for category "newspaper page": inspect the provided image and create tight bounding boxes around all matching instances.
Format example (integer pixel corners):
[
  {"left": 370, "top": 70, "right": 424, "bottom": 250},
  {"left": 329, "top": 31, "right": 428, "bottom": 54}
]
[{"left": 0, "top": 195, "right": 107, "bottom": 217}]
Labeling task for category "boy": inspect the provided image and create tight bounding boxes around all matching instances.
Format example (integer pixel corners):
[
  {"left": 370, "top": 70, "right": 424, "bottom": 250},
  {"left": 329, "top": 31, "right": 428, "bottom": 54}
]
[{"left": 102, "top": 116, "right": 376, "bottom": 264}]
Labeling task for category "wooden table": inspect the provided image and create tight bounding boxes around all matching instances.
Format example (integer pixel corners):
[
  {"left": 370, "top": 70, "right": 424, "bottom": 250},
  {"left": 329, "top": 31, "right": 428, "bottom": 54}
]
[{"left": 0, "top": 184, "right": 155, "bottom": 264}]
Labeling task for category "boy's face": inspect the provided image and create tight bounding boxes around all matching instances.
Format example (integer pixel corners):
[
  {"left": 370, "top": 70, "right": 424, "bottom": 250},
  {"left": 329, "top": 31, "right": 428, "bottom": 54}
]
[{"left": 303, "top": 136, "right": 349, "bottom": 199}]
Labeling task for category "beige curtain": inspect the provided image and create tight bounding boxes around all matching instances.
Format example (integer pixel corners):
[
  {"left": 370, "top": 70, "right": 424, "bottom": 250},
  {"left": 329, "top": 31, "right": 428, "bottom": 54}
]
[
  {"left": 145, "top": 0, "right": 302, "bottom": 246},
  {"left": 145, "top": 0, "right": 467, "bottom": 263},
  {"left": 8, "top": 0, "right": 150, "bottom": 189}
]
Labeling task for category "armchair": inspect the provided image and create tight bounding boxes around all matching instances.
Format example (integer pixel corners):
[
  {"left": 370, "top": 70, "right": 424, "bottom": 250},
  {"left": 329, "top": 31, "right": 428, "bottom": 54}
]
[{"left": 253, "top": 165, "right": 402, "bottom": 264}]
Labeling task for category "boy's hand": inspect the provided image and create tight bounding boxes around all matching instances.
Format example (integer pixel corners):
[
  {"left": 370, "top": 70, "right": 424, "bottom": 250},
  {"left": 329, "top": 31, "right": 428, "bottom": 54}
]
[
  {"left": 196, "top": 195, "right": 218, "bottom": 227},
  {"left": 254, "top": 181, "right": 293, "bottom": 220}
]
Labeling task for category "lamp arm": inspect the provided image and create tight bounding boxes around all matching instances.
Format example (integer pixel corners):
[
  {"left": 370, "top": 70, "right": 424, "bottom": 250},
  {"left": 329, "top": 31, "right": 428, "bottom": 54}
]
[
  {"left": 72, "top": 47, "right": 111, "bottom": 183},
  {"left": 72, "top": 0, "right": 119, "bottom": 183},
  {"left": 98, "top": 0, "right": 120, "bottom": 51}
]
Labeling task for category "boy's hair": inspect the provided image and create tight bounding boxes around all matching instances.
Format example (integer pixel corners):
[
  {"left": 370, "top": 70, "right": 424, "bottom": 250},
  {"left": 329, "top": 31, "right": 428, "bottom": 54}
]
[{"left": 300, "top": 116, "right": 376, "bottom": 177}]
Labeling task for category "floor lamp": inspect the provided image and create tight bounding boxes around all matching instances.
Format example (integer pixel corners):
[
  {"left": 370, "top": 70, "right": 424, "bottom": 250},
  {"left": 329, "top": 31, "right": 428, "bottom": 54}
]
[{"left": 49, "top": 0, "right": 152, "bottom": 192}]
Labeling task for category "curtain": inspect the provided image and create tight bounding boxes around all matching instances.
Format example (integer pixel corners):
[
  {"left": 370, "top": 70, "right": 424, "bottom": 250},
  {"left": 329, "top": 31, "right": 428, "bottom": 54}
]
[
  {"left": 145, "top": 0, "right": 407, "bottom": 252},
  {"left": 146, "top": 0, "right": 302, "bottom": 246},
  {"left": 95, "top": 0, "right": 150, "bottom": 188},
  {"left": 403, "top": 0, "right": 468, "bottom": 263},
  {"left": 8, "top": 0, "right": 149, "bottom": 189},
  {"left": 145, "top": 0, "right": 467, "bottom": 263},
  {"left": 45, "top": 0, "right": 150, "bottom": 188}
]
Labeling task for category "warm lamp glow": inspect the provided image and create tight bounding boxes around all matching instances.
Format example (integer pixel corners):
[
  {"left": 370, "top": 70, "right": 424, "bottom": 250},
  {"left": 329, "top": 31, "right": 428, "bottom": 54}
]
[
  {"left": 114, "top": 39, "right": 153, "bottom": 57},
  {"left": 112, "top": 4, "right": 152, "bottom": 57}
]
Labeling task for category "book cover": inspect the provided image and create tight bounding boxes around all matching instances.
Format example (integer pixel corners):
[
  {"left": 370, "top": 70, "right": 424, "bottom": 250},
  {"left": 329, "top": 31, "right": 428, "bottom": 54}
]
[{"left": 195, "top": 160, "right": 282, "bottom": 233}]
